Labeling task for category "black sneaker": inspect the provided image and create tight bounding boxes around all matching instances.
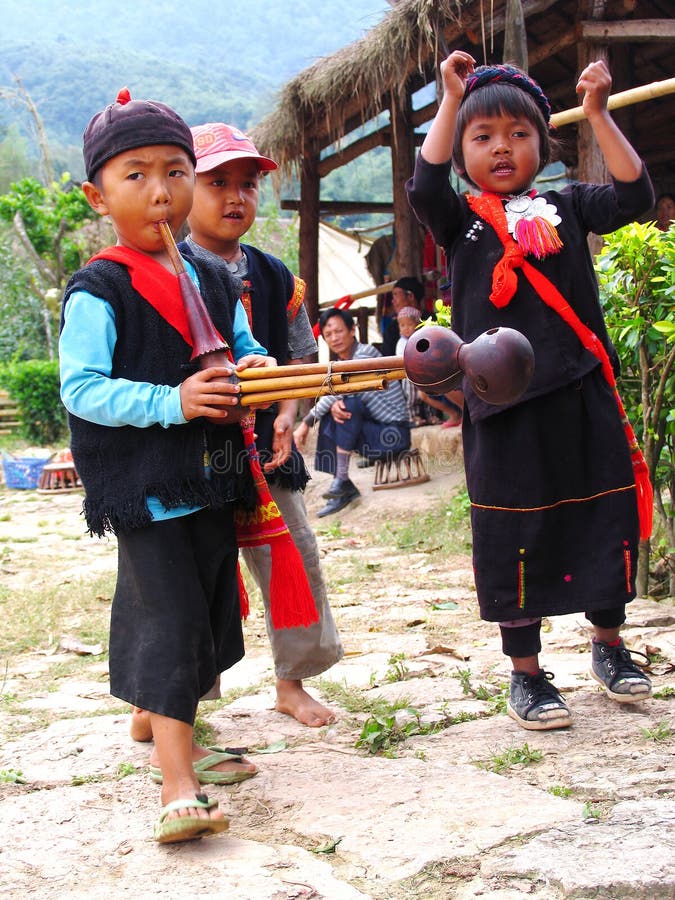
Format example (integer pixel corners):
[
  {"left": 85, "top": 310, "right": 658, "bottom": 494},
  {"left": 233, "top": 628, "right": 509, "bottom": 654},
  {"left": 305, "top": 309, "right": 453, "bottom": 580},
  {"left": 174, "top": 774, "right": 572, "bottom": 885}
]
[
  {"left": 590, "top": 639, "right": 652, "bottom": 702},
  {"left": 317, "top": 481, "right": 360, "bottom": 517},
  {"left": 507, "top": 670, "right": 572, "bottom": 731},
  {"left": 322, "top": 477, "right": 358, "bottom": 499}
]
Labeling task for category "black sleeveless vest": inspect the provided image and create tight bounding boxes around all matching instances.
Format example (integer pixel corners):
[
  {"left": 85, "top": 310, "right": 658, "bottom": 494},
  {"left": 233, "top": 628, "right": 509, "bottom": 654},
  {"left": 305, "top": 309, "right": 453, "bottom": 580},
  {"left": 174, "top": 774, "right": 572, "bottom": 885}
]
[{"left": 61, "top": 255, "right": 256, "bottom": 536}]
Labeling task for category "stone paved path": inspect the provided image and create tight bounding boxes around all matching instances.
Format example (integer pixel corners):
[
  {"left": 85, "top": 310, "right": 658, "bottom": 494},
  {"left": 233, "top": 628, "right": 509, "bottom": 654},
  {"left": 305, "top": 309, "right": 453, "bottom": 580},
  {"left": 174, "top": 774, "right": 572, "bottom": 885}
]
[{"left": 1, "top": 429, "right": 673, "bottom": 898}]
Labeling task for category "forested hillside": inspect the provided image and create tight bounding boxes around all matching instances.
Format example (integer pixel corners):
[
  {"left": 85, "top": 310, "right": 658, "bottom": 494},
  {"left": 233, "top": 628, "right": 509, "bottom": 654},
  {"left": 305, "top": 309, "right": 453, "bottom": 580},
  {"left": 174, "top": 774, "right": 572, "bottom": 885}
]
[{"left": 0, "top": 0, "right": 389, "bottom": 178}]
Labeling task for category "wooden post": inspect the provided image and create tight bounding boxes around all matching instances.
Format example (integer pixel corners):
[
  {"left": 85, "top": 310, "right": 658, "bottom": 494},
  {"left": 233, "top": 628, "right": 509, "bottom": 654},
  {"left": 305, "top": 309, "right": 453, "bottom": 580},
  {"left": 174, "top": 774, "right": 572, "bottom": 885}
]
[
  {"left": 390, "top": 90, "right": 423, "bottom": 280},
  {"left": 299, "top": 138, "right": 321, "bottom": 327},
  {"left": 356, "top": 306, "right": 370, "bottom": 344},
  {"left": 503, "top": 0, "right": 528, "bottom": 69},
  {"left": 577, "top": 1, "right": 609, "bottom": 255}
]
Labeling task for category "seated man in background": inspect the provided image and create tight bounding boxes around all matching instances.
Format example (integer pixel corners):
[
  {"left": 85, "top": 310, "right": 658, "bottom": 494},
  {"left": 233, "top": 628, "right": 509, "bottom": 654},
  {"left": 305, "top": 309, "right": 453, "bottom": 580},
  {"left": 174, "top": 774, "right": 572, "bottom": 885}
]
[{"left": 293, "top": 308, "right": 411, "bottom": 517}]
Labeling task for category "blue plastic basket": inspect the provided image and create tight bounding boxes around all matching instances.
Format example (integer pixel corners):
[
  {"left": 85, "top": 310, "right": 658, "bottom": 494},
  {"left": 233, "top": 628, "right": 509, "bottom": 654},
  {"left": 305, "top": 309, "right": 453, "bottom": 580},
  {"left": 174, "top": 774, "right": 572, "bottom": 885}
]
[{"left": 2, "top": 455, "right": 49, "bottom": 489}]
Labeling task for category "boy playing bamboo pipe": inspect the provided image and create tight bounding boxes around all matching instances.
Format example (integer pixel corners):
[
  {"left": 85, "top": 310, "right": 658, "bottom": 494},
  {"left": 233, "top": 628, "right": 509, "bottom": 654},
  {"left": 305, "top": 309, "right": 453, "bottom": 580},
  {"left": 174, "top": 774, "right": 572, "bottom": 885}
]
[
  {"left": 130, "top": 123, "right": 343, "bottom": 733},
  {"left": 59, "top": 91, "right": 271, "bottom": 842}
]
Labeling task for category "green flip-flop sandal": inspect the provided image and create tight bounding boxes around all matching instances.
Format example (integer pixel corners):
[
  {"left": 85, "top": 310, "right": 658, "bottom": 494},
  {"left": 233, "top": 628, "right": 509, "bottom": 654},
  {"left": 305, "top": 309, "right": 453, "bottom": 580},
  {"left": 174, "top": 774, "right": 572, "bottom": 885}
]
[
  {"left": 149, "top": 746, "right": 258, "bottom": 785},
  {"left": 153, "top": 793, "right": 229, "bottom": 843}
]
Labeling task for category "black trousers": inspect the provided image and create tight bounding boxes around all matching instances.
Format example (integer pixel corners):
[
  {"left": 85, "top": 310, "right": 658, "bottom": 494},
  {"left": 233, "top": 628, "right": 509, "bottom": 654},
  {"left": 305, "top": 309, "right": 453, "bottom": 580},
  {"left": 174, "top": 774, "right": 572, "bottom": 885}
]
[{"left": 109, "top": 507, "right": 243, "bottom": 724}]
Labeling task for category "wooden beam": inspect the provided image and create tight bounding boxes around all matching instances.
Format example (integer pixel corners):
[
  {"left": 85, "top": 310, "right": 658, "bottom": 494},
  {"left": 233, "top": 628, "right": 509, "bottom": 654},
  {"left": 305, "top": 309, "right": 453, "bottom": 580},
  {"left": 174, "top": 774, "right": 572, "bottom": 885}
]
[
  {"left": 581, "top": 19, "right": 675, "bottom": 42},
  {"left": 528, "top": 29, "right": 578, "bottom": 66},
  {"left": 317, "top": 128, "right": 388, "bottom": 178},
  {"left": 411, "top": 101, "right": 437, "bottom": 127},
  {"left": 462, "top": 0, "right": 561, "bottom": 48},
  {"left": 281, "top": 200, "right": 394, "bottom": 214}
]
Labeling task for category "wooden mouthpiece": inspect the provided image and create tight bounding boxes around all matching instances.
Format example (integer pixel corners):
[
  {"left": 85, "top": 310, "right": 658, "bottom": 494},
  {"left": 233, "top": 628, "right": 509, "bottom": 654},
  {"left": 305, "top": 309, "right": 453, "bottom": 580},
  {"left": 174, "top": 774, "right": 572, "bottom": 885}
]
[{"left": 158, "top": 221, "right": 186, "bottom": 275}]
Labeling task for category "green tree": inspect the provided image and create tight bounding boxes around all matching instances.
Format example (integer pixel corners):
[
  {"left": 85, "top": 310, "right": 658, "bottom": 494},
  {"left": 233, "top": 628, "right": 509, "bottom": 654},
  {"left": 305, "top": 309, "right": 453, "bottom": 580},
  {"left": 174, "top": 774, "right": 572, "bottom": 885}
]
[
  {"left": 0, "top": 230, "right": 47, "bottom": 362},
  {"left": 596, "top": 222, "right": 675, "bottom": 597},
  {"left": 247, "top": 206, "right": 300, "bottom": 274},
  {"left": 0, "top": 174, "right": 94, "bottom": 358},
  {"left": 0, "top": 124, "right": 33, "bottom": 193}
]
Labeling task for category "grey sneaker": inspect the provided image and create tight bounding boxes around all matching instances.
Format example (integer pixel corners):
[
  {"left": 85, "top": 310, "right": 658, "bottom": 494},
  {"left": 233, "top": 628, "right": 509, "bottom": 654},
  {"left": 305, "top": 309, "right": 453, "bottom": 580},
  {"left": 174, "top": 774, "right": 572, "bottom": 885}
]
[
  {"left": 507, "top": 670, "right": 572, "bottom": 731},
  {"left": 590, "top": 639, "right": 652, "bottom": 702}
]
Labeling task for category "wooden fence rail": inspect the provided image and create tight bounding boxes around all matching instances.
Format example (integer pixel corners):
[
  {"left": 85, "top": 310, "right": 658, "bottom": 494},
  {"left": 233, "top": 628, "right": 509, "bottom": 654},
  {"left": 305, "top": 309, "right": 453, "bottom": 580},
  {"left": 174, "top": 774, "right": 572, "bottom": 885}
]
[{"left": 0, "top": 390, "right": 20, "bottom": 436}]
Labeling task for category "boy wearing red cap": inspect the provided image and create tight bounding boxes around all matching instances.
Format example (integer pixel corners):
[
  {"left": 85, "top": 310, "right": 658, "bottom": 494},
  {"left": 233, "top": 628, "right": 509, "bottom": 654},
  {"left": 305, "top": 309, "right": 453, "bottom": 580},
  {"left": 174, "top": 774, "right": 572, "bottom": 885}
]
[
  {"left": 179, "top": 122, "right": 343, "bottom": 726},
  {"left": 59, "top": 92, "right": 270, "bottom": 842}
]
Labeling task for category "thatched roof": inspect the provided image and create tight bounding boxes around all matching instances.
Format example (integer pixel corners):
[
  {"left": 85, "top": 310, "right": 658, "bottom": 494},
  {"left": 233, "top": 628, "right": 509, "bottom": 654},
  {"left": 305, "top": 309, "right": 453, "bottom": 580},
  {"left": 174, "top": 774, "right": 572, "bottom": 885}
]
[
  {"left": 252, "top": 0, "right": 674, "bottom": 187},
  {"left": 252, "top": 0, "right": 463, "bottom": 172}
]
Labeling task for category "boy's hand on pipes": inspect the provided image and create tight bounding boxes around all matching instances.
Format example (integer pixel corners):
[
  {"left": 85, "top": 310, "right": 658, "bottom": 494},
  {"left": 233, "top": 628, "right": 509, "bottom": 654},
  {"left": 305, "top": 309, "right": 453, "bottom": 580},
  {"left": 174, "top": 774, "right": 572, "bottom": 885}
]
[
  {"left": 179, "top": 367, "right": 240, "bottom": 420},
  {"left": 440, "top": 51, "right": 476, "bottom": 102},
  {"left": 236, "top": 355, "right": 277, "bottom": 409},
  {"left": 576, "top": 60, "right": 612, "bottom": 119},
  {"left": 236, "top": 354, "right": 276, "bottom": 371}
]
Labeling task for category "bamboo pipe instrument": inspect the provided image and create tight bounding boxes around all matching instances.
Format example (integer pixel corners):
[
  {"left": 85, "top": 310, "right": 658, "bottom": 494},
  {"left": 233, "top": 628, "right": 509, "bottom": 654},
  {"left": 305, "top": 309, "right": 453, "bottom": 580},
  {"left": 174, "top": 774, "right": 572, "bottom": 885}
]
[
  {"left": 550, "top": 76, "right": 675, "bottom": 127},
  {"left": 158, "top": 220, "right": 406, "bottom": 408},
  {"left": 237, "top": 365, "right": 406, "bottom": 395}
]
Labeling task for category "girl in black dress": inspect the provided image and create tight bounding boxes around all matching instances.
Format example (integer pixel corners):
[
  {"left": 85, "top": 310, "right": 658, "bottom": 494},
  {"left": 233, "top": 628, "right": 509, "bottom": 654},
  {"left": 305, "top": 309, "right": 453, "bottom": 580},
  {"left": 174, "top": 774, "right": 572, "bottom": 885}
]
[{"left": 407, "top": 51, "right": 654, "bottom": 730}]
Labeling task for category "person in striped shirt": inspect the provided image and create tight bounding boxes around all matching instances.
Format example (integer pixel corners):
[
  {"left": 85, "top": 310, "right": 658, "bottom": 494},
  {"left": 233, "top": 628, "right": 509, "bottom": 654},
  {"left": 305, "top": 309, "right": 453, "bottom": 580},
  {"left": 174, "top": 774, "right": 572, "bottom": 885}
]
[{"left": 294, "top": 308, "right": 411, "bottom": 517}]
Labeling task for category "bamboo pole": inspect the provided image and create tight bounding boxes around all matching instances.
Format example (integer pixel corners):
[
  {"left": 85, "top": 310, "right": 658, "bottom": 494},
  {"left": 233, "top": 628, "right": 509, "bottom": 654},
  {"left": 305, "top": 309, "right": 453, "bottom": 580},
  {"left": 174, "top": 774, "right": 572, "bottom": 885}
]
[
  {"left": 319, "top": 281, "right": 397, "bottom": 311},
  {"left": 237, "top": 356, "right": 404, "bottom": 380},
  {"left": 550, "top": 77, "right": 675, "bottom": 127},
  {"left": 240, "top": 377, "right": 389, "bottom": 406},
  {"left": 239, "top": 372, "right": 330, "bottom": 394}
]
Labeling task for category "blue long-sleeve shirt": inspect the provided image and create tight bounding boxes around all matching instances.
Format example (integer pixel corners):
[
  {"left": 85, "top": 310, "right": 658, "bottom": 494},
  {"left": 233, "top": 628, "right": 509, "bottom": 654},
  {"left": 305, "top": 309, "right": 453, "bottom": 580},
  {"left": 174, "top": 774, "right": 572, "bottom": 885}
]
[{"left": 59, "top": 257, "right": 266, "bottom": 519}]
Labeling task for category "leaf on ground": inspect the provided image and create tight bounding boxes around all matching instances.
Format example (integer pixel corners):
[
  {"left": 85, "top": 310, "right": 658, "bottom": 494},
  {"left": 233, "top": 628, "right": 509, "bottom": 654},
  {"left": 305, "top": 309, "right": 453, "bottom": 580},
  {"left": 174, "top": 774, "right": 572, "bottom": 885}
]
[
  {"left": 253, "top": 739, "right": 287, "bottom": 754},
  {"left": 424, "top": 645, "right": 470, "bottom": 660},
  {"left": 0, "top": 768, "right": 27, "bottom": 784},
  {"left": 427, "top": 600, "right": 459, "bottom": 610},
  {"left": 311, "top": 836, "right": 343, "bottom": 854}
]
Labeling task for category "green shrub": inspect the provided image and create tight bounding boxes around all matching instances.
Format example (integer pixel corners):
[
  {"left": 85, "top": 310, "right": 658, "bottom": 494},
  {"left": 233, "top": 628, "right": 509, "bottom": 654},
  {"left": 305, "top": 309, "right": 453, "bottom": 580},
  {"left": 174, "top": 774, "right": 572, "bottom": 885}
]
[{"left": 0, "top": 359, "right": 67, "bottom": 445}]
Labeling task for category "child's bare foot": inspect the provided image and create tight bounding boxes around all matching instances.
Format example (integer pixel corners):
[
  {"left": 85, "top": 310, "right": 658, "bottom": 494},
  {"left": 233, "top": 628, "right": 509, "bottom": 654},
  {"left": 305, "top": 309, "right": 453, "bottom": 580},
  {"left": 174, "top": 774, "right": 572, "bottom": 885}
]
[
  {"left": 130, "top": 706, "right": 153, "bottom": 742},
  {"left": 275, "top": 678, "right": 337, "bottom": 727}
]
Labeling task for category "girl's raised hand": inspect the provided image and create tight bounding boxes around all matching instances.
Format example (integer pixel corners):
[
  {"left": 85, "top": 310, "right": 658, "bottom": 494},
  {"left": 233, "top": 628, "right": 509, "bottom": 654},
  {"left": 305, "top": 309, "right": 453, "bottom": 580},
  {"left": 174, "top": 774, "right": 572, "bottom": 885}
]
[
  {"left": 440, "top": 51, "right": 476, "bottom": 101},
  {"left": 576, "top": 60, "right": 612, "bottom": 118}
]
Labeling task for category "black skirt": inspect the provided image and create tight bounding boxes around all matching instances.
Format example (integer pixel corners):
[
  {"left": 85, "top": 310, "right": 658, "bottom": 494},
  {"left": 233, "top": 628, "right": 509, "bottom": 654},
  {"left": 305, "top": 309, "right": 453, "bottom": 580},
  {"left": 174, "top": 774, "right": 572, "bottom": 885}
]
[
  {"left": 109, "top": 506, "right": 244, "bottom": 723},
  {"left": 463, "top": 369, "right": 639, "bottom": 622}
]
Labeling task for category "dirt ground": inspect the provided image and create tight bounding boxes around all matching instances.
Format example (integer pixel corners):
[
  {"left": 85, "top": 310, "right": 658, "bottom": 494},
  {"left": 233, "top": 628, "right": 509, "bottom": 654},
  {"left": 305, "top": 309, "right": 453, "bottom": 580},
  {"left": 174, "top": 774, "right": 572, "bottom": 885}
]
[{"left": 1, "top": 429, "right": 674, "bottom": 899}]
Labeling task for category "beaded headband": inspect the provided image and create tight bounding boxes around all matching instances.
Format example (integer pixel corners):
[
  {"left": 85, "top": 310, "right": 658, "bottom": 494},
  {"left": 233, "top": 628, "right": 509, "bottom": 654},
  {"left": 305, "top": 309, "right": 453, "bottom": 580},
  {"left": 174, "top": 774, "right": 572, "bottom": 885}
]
[{"left": 464, "top": 65, "right": 552, "bottom": 125}]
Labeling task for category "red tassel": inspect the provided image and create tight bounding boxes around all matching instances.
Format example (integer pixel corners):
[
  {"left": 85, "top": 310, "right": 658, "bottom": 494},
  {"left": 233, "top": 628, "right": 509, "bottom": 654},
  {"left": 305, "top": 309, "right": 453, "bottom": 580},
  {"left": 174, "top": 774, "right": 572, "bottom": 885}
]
[
  {"left": 634, "top": 460, "right": 654, "bottom": 541},
  {"left": 514, "top": 217, "right": 563, "bottom": 259},
  {"left": 269, "top": 538, "right": 319, "bottom": 630},
  {"left": 237, "top": 562, "right": 250, "bottom": 620}
]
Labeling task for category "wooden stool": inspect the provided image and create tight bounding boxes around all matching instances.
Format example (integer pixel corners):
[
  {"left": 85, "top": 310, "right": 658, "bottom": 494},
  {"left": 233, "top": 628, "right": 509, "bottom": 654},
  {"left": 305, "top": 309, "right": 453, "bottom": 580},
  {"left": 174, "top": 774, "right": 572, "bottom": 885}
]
[
  {"left": 37, "top": 450, "right": 82, "bottom": 493},
  {"left": 372, "top": 448, "right": 430, "bottom": 491}
]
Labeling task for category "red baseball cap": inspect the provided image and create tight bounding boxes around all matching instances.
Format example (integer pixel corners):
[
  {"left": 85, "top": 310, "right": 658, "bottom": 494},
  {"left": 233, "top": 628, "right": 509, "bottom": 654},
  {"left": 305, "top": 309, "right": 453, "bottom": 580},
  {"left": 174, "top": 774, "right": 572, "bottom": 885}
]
[{"left": 191, "top": 123, "right": 278, "bottom": 174}]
